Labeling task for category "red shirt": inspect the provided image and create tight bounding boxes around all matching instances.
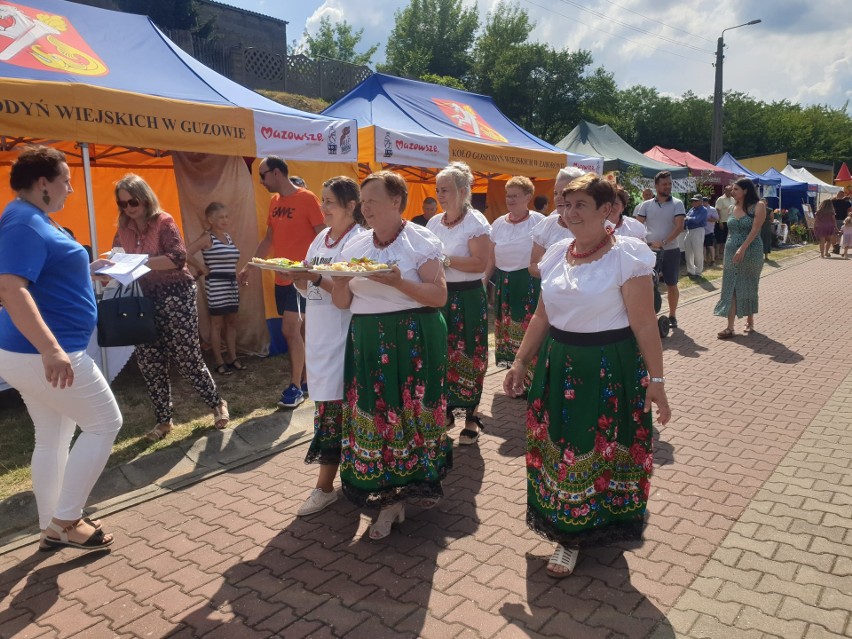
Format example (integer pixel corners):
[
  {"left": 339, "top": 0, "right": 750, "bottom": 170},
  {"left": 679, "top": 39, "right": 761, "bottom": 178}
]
[{"left": 267, "top": 188, "right": 323, "bottom": 285}]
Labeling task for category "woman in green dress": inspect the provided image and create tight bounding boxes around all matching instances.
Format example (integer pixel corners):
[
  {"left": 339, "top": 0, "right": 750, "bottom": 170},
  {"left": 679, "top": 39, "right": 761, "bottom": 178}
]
[
  {"left": 428, "top": 162, "right": 491, "bottom": 444},
  {"left": 503, "top": 174, "right": 671, "bottom": 578},
  {"left": 715, "top": 178, "right": 766, "bottom": 338},
  {"left": 487, "top": 177, "right": 545, "bottom": 389},
  {"left": 331, "top": 171, "right": 452, "bottom": 540}
]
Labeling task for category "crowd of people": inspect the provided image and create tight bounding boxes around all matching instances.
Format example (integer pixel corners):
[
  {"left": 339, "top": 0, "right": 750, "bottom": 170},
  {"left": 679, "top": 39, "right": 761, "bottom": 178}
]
[{"left": 2, "top": 143, "right": 847, "bottom": 574}]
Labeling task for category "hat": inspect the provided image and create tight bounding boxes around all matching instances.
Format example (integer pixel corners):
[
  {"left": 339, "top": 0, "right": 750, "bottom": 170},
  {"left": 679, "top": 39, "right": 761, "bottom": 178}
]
[
  {"left": 702, "top": 196, "right": 710, "bottom": 201},
  {"left": 690, "top": 195, "right": 702, "bottom": 201}
]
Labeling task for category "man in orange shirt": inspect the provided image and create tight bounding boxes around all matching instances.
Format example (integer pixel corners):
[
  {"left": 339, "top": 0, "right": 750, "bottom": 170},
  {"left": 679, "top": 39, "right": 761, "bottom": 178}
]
[{"left": 239, "top": 156, "right": 324, "bottom": 408}]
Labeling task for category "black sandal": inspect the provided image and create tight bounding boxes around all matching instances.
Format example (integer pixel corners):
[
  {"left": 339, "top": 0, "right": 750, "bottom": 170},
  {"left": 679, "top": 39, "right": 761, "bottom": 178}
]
[
  {"left": 458, "top": 415, "right": 484, "bottom": 445},
  {"left": 215, "top": 364, "right": 233, "bottom": 376},
  {"left": 227, "top": 359, "right": 246, "bottom": 372},
  {"left": 40, "top": 520, "right": 114, "bottom": 552}
]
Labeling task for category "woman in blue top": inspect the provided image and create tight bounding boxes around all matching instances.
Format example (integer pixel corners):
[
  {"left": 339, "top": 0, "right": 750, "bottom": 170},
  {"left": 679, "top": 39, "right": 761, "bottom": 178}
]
[{"left": 0, "top": 146, "right": 121, "bottom": 552}]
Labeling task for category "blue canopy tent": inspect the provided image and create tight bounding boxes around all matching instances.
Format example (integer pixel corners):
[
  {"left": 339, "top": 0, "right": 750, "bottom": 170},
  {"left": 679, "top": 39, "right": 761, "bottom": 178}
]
[
  {"left": 714, "top": 153, "right": 781, "bottom": 187},
  {"left": 760, "top": 168, "right": 811, "bottom": 213}
]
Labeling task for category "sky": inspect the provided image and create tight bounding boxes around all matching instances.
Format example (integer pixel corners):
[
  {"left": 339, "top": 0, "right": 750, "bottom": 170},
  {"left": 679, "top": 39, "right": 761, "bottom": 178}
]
[{"left": 224, "top": 0, "right": 852, "bottom": 113}]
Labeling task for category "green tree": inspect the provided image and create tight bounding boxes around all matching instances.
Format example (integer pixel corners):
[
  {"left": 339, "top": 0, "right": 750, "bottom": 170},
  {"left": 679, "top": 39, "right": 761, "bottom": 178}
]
[
  {"left": 467, "top": 2, "right": 595, "bottom": 142},
  {"left": 303, "top": 16, "right": 379, "bottom": 66},
  {"left": 420, "top": 73, "right": 466, "bottom": 90},
  {"left": 380, "top": 0, "right": 479, "bottom": 79}
]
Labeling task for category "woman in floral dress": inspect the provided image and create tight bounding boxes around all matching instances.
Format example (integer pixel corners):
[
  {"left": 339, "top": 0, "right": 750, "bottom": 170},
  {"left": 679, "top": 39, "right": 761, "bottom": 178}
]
[
  {"left": 504, "top": 174, "right": 671, "bottom": 578},
  {"left": 714, "top": 178, "right": 766, "bottom": 338},
  {"left": 332, "top": 171, "right": 451, "bottom": 540},
  {"left": 428, "top": 162, "right": 491, "bottom": 444},
  {"left": 488, "top": 176, "right": 545, "bottom": 389}
]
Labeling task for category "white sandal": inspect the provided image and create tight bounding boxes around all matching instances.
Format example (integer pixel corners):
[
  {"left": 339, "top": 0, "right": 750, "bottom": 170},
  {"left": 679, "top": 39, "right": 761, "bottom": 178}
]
[
  {"left": 546, "top": 544, "right": 579, "bottom": 578},
  {"left": 368, "top": 503, "right": 405, "bottom": 540}
]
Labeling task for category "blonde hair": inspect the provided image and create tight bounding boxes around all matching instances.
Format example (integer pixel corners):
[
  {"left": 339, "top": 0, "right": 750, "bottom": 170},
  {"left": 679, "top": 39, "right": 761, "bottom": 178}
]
[
  {"left": 816, "top": 200, "right": 834, "bottom": 217},
  {"left": 844, "top": 215, "right": 852, "bottom": 227},
  {"left": 506, "top": 175, "right": 534, "bottom": 196},
  {"left": 114, "top": 173, "right": 161, "bottom": 225},
  {"left": 436, "top": 161, "right": 474, "bottom": 210}
]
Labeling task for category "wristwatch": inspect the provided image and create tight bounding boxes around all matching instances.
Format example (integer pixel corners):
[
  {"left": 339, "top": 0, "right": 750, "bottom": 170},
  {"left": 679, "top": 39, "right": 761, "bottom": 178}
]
[{"left": 441, "top": 255, "right": 451, "bottom": 268}]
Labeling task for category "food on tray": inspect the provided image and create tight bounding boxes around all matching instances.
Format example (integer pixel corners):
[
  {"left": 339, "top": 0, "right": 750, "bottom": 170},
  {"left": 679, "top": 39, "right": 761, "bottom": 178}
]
[
  {"left": 312, "top": 258, "right": 390, "bottom": 272},
  {"left": 251, "top": 257, "right": 307, "bottom": 268}
]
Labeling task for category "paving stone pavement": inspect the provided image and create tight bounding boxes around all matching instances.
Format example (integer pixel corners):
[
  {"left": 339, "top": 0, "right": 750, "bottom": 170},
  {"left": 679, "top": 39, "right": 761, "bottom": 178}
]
[{"left": 0, "top": 253, "right": 850, "bottom": 639}]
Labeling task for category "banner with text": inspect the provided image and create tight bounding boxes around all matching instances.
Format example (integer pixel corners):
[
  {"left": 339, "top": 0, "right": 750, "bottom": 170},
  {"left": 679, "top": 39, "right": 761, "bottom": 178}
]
[
  {"left": 0, "top": 79, "right": 257, "bottom": 155},
  {"left": 373, "top": 126, "right": 449, "bottom": 169},
  {"left": 450, "top": 139, "right": 569, "bottom": 179},
  {"left": 254, "top": 111, "right": 358, "bottom": 163},
  {"left": 567, "top": 152, "right": 604, "bottom": 175}
]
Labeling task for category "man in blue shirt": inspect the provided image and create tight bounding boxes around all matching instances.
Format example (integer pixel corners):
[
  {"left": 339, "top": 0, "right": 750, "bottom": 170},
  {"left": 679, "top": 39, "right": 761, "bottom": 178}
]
[{"left": 684, "top": 195, "right": 708, "bottom": 278}]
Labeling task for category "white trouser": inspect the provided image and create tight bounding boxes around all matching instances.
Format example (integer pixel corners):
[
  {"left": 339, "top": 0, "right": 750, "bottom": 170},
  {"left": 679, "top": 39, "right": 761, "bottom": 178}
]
[
  {"left": 684, "top": 228, "right": 705, "bottom": 275},
  {"left": 0, "top": 349, "right": 122, "bottom": 529}
]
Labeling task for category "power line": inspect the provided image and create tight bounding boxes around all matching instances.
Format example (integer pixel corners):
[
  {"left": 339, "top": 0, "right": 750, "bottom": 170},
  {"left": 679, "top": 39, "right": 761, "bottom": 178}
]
[
  {"left": 596, "top": 0, "right": 714, "bottom": 43},
  {"left": 520, "top": 0, "right": 712, "bottom": 66},
  {"left": 554, "top": 0, "right": 714, "bottom": 54}
]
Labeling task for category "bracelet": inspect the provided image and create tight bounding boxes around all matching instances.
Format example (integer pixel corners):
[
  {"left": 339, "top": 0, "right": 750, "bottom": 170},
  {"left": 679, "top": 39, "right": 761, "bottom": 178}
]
[
  {"left": 649, "top": 376, "right": 665, "bottom": 384},
  {"left": 312, "top": 274, "right": 323, "bottom": 287}
]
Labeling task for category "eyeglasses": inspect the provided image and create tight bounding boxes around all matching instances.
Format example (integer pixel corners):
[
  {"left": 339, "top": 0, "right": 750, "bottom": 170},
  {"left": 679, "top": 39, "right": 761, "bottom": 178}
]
[
  {"left": 259, "top": 169, "right": 272, "bottom": 180},
  {"left": 117, "top": 198, "right": 140, "bottom": 210}
]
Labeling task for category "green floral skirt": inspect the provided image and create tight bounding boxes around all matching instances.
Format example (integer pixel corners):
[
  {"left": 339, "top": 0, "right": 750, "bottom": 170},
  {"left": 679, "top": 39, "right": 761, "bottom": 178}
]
[
  {"left": 494, "top": 267, "right": 539, "bottom": 387},
  {"left": 442, "top": 282, "right": 488, "bottom": 410},
  {"left": 526, "top": 327, "right": 653, "bottom": 547},
  {"left": 341, "top": 308, "right": 453, "bottom": 507},
  {"left": 304, "top": 400, "right": 343, "bottom": 466}
]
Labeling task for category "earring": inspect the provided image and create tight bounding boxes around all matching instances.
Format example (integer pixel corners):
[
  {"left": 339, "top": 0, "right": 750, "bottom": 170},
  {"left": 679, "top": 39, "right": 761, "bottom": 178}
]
[{"left": 42, "top": 189, "right": 51, "bottom": 206}]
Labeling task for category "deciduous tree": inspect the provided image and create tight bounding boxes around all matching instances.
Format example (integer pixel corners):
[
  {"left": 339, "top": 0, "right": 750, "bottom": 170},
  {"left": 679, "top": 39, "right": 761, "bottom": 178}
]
[
  {"left": 381, "top": 0, "right": 479, "bottom": 79},
  {"left": 303, "top": 16, "right": 379, "bottom": 66}
]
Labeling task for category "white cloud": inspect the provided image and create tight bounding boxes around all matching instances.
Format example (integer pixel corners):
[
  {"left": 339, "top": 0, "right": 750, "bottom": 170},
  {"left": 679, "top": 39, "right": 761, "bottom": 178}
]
[{"left": 287, "top": 0, "right": 852, "bottom": 112}]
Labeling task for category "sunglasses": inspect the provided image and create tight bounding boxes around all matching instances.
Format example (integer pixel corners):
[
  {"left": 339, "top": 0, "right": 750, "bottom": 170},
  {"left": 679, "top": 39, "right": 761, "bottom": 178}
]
[
  {"left": 259, "top": 169, "right": 272, "bottom": 180},
  {"left": 117, "top": 198, "right": 140, "bottom": 210}
]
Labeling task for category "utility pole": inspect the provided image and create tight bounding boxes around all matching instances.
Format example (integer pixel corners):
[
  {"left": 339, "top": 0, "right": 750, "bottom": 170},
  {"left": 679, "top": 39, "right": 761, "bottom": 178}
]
[{"left": 709, "top": 20, "right": 761, "bottom": 163}]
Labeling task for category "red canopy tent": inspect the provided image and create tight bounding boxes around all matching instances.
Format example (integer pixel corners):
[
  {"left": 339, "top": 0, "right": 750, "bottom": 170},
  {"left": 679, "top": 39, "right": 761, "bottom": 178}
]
[
  {"left": 645, "top": 146, "right": 737, "bottom": 186},
  {"left": 834, "top": 162, "right": 852, "bottom": 188}
]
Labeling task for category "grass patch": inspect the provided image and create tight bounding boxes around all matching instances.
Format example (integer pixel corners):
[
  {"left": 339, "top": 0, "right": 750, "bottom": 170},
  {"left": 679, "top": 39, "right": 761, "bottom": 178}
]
[
  {"left": 0, "top": 352, "right": 290, "bottom": 500},
  {"left": 256, "top": 90, "right": 329, "bottom": 114}
]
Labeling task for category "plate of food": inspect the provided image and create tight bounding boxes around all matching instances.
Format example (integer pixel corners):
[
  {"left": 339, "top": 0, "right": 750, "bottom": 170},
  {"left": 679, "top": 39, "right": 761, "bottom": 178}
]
[
  {"left": 308, "top": 257, "right": 393, "bottom": 277},
  {"left": 249, "top": 257, "right": 310, "bottom": 273}
]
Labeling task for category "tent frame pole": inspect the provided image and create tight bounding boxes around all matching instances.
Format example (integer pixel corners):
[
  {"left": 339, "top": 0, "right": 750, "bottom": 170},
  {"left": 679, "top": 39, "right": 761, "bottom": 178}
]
[{"left": 80, "top": 142, "right": 109, "bottom": 381}]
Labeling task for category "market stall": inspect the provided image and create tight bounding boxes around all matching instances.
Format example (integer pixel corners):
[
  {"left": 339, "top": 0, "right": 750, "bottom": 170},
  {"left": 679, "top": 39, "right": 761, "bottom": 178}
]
[{"left": 322, "top": 73, "right": 603, "bottom": 220}]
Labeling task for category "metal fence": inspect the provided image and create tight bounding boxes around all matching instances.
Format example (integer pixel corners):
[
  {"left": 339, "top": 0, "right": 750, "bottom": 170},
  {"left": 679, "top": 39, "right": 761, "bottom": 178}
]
[{"left": 163, "top": 29, "right": 371, "bottom": 101}]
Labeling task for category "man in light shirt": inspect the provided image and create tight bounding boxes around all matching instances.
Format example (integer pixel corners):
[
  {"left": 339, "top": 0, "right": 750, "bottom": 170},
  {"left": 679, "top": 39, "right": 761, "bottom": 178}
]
[
  {"left": 714, "top": 184, "right": 735, "bottom": 261},
  {"left": 635, "top": 170, "right": 685, "bottom": 329}
]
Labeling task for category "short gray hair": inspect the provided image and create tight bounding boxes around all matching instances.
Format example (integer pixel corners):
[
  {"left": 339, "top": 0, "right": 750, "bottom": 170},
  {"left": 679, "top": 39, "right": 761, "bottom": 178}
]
[
  {"left": 436, "top": 161, "right": 474, "bottom": 209},
  {"left": 556, "top": 166, "right": 586, "bottom": 183}
]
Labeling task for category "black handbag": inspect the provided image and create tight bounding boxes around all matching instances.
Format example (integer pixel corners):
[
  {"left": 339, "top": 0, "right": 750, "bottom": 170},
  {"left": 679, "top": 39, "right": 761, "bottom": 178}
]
[{"left": 97, "top": 282, "right": 158, "bottom": 347}]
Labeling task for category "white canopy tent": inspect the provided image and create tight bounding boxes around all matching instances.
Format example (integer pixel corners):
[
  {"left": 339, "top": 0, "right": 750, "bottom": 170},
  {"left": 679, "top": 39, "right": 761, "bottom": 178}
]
[{"left": 781, "top": 165, "right": 842, "bottom": 203}]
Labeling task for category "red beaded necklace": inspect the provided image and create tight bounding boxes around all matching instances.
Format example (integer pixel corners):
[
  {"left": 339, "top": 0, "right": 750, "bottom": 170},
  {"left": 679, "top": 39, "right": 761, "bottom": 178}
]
[
  {"left": 325, "top": 222, "right": 356, "bottom": 249},
  {"left": 568, "top": 233, "right": 612, "bottom": 259},
  {"left": 373, "top": 220, "right": 407, "bottom": 248},
  {"left": 441, "top": 209, "right": 466, "bottom": 229},
  {"left": 557, "top": 216, "right": 569, "bottom": 229},
  {"left": 507, "top": 211, "right": 530, "bottom": 224}
]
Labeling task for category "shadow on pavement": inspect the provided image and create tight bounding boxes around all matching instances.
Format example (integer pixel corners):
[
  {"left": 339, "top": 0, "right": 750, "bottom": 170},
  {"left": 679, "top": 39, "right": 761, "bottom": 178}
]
[
  {"left": 500, "top": 548, "right": 675, "bottom": 638},
  {"left": 0, "top": 548, "right": 110, "bottom": 634},
  {"left": 730, "top": 333, "right": 804, "bottom": 363},
  {"left": 172, "top": 444, "right": 485, "bottom": 637},
  {"left": 663, "top": 329, "right": 709, "bottom": 358},
  {"left": 0, "top": 409, "right": 302, "bottom": 542}
]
